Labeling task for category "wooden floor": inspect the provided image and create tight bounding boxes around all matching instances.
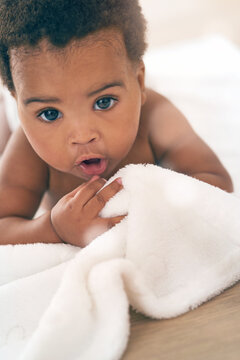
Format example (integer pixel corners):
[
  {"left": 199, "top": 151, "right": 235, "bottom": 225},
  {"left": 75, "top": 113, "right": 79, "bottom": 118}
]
[{"left": 123, "top": 281, "right": 240, "bottom": 359}]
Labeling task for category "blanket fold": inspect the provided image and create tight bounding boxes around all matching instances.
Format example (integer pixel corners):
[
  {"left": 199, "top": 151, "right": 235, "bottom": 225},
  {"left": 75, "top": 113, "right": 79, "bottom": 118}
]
[{"left": 1, "top": 164, "right": 240, "bottom": 360}]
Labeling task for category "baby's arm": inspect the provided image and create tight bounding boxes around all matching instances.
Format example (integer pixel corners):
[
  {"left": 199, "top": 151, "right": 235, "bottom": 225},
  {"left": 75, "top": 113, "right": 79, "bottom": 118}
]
[
  {"left": 0, "top": 128, "right": 124, "bottom": 246},
  {"left": 143, "top": 89, "right": 233, "bottom": 192},
  {"left": 0, "top": 127, "right": 60, "bottom": 245}
]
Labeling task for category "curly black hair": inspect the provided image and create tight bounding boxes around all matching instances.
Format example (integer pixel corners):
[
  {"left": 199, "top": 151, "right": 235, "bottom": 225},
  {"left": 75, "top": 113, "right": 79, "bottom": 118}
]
[{"left": 0, "top": 0, "right": 147, "bottom": 91}]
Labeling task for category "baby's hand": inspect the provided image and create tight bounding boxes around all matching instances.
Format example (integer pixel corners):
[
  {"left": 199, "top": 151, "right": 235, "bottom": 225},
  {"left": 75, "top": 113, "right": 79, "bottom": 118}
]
[{"left": 50, "top": 176, "right": 125, "bottom": 247}]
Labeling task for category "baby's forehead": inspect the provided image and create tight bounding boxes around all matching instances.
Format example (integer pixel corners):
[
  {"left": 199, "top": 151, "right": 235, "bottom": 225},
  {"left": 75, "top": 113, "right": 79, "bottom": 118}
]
[
  {"left": 10, "top": 29, "right": 135, "bottom": 96},
  {"left": 11, "top": 28, "right": 128, "bottom": 66}
]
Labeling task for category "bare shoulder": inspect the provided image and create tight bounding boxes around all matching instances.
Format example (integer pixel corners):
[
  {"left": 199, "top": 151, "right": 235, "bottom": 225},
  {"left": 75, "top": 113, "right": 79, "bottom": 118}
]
[
  {"left": 141, "top": 88, "right": 233, "bottom": 190},
  {"left": 141, "top": 88, "right": 199, "bottom": 160},
  {"left": 0, "top": 127, "right": 48, "bottom": 218}
]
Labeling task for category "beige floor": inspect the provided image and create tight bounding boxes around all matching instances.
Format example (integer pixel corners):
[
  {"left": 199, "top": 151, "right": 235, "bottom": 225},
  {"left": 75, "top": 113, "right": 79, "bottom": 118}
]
[
  {"left": 123, "top": 282, "right": 240, "bottom": 360},
  {"left": 140, "top": 0, "right": 240, "bottom": 50}
]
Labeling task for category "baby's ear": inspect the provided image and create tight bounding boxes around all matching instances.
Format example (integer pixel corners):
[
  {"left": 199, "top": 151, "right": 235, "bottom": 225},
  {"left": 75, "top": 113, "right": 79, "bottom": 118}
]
[{"left": 136, "top": 60, "right": 147, "bottom": 105}]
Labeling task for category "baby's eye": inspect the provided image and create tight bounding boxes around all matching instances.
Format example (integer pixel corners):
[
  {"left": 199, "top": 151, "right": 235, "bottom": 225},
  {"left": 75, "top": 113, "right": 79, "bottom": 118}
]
[
  {"left": 38, "top": 109, "right": 62, "bottom": 122},
  {"left": 94, "top": 97, "right": 117, "bottom": 111}
]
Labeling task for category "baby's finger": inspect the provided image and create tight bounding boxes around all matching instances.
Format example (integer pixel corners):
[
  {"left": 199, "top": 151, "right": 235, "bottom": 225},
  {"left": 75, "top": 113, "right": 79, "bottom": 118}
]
[
  {"left": 82, "top": 215, "right": 126, "bottom": 246},
  {"left": 65, "top": 176, "right": 99, "bottom": 198},
  {"left": 108, "top": 215, "right": 127, "bottom": 225},
  {"left": 100, "top": 214, "right": 126, "bottom": 230},
  {"left": 72, "top": 177, "right": 107, "bottom": 207},
  {"left": 84, "top": 178, "right": 123, "bottom": 216}
]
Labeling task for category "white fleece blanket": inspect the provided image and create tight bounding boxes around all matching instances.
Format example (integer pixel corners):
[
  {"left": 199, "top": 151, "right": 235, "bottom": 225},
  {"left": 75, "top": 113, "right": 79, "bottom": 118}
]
[{"left": 0, "top": 164, "right": 240, "bottom": 360}]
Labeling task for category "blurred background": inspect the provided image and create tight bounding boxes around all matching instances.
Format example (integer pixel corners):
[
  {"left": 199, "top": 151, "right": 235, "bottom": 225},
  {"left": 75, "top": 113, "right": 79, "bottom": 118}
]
[{"left": 140, "top": 0, "right": 240, "bottom": 50}]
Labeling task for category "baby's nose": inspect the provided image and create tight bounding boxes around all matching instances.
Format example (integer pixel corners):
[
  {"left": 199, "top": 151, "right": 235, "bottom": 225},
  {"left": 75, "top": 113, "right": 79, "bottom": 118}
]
[{"left": 68, "top": 121, "right": 100, "bottom": 145}]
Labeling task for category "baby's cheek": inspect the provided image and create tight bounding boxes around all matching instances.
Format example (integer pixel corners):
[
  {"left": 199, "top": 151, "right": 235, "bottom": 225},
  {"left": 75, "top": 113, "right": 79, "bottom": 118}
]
[
  {"left": 26, "top": 135, "right": 61, "bottom": 168},
  {"left": 112, "top": 130, "right": 137, "bottom": 159}
]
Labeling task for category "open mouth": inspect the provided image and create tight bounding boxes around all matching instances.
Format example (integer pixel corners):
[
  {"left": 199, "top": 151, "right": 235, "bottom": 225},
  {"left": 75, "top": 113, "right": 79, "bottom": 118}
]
[
  {"left": 79, "top": 158, "right": 108, "bottom": 176},
  {"left": 82, "top": 158, "right": 101, "bottom": 165}
]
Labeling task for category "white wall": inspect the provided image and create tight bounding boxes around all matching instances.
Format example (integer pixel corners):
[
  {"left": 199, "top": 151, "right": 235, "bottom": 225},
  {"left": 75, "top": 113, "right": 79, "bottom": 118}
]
[{"left": 140, "top": 0, "right": 240, "bottom": 49}]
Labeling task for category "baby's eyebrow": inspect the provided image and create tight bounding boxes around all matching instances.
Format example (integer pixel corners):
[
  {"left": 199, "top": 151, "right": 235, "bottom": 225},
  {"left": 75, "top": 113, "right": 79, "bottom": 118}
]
[
  {"left": 87, "top": 81, "right": 125, "bottom": 97},
  {"left": 23, "top": 97, "right": 61, "bottom": 106}
]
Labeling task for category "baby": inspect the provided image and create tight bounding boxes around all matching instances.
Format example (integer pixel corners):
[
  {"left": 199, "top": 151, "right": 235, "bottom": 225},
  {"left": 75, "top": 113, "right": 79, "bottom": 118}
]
[{"left": 0, "top": 0, "right": 233, "bottom": 247}]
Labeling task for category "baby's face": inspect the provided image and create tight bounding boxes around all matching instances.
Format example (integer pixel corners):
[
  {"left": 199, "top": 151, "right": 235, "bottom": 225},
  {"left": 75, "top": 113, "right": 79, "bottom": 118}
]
[{"left": 10, "top": 28, "right": 146, "bottom": 180}]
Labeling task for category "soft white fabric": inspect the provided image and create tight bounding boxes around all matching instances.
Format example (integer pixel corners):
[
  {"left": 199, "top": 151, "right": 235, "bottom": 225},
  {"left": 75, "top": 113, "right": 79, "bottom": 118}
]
[{"left": 0, "top": 164, "right": 240, "bottom": 360}]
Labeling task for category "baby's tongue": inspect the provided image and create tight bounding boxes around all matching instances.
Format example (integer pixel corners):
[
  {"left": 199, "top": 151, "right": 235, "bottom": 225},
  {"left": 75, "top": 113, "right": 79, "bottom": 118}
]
[{"left": 80, "top": 158, "right": 107, "bottom": 176}]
